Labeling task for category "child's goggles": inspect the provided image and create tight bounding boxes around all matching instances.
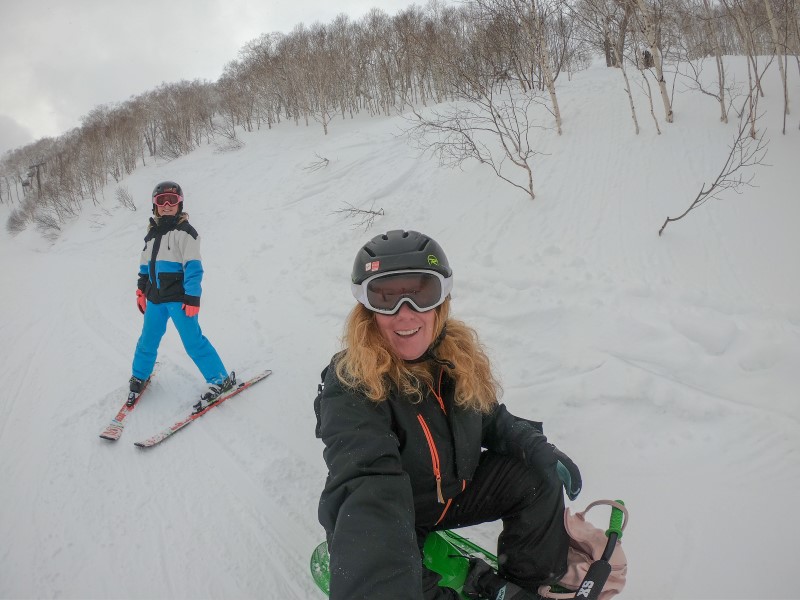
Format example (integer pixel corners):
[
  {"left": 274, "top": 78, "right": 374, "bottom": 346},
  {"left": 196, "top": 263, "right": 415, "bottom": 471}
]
[
  {"left": 351, "top": 269, "right": 453, "bottom": 315},
  {"left": 153, "top": 192, "right": 182, "bottom": 207}
]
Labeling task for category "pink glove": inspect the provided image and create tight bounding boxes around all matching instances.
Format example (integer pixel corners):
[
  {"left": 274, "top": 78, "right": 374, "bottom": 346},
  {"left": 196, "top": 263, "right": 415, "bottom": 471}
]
[
  {"left": 182, "top": 303, "right": 200, "bottom": 317},
  {"left": 136, "top": 290, "right": 147, "bottom": 314}
]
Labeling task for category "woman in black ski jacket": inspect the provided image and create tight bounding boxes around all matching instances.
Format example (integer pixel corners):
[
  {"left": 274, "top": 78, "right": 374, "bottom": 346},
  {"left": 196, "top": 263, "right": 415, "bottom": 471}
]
[{"left": 315, "top": 230, "right": 582, "bottom": 600}]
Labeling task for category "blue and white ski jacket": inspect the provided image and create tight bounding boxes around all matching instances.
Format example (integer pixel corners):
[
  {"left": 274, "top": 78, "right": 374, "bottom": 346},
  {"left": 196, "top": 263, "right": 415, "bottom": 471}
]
[{"left": 136, "top": 214, "right": 203, "bottom": 306}]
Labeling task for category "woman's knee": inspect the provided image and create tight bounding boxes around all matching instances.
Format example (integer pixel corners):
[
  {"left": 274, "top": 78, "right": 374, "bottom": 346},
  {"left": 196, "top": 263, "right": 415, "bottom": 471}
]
[{"left": 503, "top": 456, "right": 563, "bottom": 514}]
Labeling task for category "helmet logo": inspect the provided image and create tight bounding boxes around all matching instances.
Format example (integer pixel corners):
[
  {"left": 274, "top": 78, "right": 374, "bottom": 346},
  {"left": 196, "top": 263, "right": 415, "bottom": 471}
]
[
  {"left": 365, "top": 261, "right": 380, "bottom": 272},
  {"left": 427, "top": 255, "right": 439, "bottom": 266}
]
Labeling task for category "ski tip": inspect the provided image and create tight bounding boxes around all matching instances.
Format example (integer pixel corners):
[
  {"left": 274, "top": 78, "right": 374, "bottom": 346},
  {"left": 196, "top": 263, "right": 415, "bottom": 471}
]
[
  {"left": 99, "top": 426, "right": 123, "bottom": 441},
  {"left": 249, "top": 369, "right": 273, "bottom": 378}
]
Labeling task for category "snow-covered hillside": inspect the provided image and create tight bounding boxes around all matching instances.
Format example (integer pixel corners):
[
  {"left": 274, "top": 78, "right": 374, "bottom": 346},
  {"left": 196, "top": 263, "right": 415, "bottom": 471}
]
[{"left": 1, "top": 58, "right": 798, "bottom": 599}]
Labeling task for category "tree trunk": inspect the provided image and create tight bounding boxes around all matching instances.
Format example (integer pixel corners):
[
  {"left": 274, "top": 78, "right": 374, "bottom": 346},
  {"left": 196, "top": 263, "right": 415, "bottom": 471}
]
[
  {"left": 702, "top": 0, "right": 728, "bottom": 123},
  {"left": 763, "top": 0, "right": 790, "bottom": 123},
  {"left": 604, "top": 34, "right": 614, "bottom": 67},
  {"left": 529, "top": 0, "right": 563, "bottom": 134},
  {"left": 724, "top": 0, "right": 765, "bottom": 98},
  {"left": 635, "top": 0, "right": 673, "bottom": 122},
  {"left": 607, "top": 32, "right": 640, "bottom": 133},
  {"left": 616, "top": 0, "right": 633, "bottom": 68}
]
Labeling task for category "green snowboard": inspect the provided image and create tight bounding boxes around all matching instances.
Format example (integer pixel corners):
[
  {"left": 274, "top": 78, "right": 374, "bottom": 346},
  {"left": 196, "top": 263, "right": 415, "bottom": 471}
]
[{"left": 310, "top": 530, "right": 498, "bottom": 598}]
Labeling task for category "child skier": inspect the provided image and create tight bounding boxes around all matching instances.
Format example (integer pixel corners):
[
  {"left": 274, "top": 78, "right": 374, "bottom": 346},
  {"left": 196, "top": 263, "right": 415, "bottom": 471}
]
[{"left": 128, "top": 181, "right": 234, "bottom": 413}]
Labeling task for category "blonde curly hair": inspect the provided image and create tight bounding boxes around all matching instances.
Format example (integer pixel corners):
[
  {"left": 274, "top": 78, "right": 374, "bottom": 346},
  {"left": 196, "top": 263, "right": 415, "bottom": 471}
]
[{"left": 335, "top": 298, "right": 500, "bottom": 413}]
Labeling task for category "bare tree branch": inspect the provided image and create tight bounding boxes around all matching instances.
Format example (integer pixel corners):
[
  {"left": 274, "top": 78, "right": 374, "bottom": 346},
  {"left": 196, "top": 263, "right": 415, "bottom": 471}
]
[
  {"left": 332, "top": 201, "right": 385, "bottom": 230},
  {"left": 404, "top": 83, "right": 549, "bottom": 200},
  {"left": 658, "top": 93, "right": 769, "bottom": 236},
  {"left": 115, "top": 186, "right": 137, "bottom": 211},
  {"left": 303, "top": 153, "right": 330, "bottom": 172}
]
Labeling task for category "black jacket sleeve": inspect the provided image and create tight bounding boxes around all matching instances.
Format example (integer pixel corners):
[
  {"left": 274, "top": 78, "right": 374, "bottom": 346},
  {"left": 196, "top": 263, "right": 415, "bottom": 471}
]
[
  {"left": 317, "top": 364, "right": 424, "bottom": 600},
  {"left": 480, "top": 404, "right": 558, "bottom": 474}
]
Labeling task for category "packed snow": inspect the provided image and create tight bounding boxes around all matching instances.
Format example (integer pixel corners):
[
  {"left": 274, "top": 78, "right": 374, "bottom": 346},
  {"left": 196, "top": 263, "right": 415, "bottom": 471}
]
[{"left": 1, "top": 58, "right": 798, "bottom": 599}]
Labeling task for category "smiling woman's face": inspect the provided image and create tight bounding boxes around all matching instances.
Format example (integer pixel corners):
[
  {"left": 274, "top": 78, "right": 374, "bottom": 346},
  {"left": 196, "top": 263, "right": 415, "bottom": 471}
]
[
  {"left": 157, "top": 203, "right": 179, "bottom": 217},
  {"left": 374, "top": 303, "right": 436, "bottom": 361}
]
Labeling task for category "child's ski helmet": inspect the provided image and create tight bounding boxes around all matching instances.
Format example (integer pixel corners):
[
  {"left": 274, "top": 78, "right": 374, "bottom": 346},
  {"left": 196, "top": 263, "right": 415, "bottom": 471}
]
[{"left": 152, "top": 181, "right": 183, "bottom": 214}]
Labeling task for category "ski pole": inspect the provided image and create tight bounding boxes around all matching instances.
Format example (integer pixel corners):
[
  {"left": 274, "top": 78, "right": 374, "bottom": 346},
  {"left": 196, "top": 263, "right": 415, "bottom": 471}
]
[{"left": 574, "top": 500, "right": 625, "bottom": 600}]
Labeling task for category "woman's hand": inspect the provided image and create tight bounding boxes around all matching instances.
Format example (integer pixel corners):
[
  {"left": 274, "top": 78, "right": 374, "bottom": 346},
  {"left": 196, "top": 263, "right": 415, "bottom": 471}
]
[{"left": 553, "top": 446, "right": 582, "bottom": 500}]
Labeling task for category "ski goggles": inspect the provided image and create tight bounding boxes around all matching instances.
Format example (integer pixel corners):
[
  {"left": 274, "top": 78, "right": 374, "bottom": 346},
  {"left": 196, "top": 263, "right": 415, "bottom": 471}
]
[
  {"left": 351, "top": 269, "right": 453, "bottom": 315},
  {"left": 153, "top": 192, "right": 182, "bottom": 207}
]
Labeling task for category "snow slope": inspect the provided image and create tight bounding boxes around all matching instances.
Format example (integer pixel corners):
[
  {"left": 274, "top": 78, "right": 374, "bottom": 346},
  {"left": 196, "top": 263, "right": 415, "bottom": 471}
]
[{"left": 1, "top": 58, "right": 798, "bottom": 599}]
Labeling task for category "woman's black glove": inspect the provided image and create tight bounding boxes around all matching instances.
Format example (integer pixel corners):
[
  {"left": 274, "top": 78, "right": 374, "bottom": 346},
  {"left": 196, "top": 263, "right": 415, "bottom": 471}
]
[
  {"left": 487, "top": 407, "right": 582, "bottom": 501},
  {"left": 553, "top": 446, "right": 582, "bottom": 500},
  {"left": 463, "top": 558, "right": 542, "bottom": 599}
]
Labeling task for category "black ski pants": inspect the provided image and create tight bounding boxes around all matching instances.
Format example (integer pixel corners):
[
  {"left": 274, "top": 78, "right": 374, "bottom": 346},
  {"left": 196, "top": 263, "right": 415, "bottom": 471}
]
[{"left": 415, "top": 450, "right": 569, "bottom": 599}]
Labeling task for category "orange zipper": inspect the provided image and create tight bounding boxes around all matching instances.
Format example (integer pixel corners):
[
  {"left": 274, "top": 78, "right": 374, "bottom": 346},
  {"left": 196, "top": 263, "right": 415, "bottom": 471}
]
[
  {"left": 421, "top": 371, "right": 460, "bottom": 524},
  {"left": 427, "top": 370, "right": 446, "bottom": 414},
  {"left": 435, "top": 498, "right": 453, "bottom": 526},
  {"left": 417, "top": 414, "right": 445, "bottom": 504}
]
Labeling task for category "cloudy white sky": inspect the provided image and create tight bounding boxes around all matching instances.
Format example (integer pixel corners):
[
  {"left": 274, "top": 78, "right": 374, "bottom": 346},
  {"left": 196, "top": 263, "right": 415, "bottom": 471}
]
[{"left": 0, "top": 0, "right": 430, "bottom": 156}]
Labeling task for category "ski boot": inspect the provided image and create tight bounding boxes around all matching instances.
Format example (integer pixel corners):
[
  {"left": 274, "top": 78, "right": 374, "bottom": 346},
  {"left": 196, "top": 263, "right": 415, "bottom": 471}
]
[
  {"left": 193, "top": 371, "right": 236, "bottom": 414},
  {"left": 462, "top": 558, "right": 546, "bottom": 600},
  {"left": 127, "top": 376, "right": 145, "bottom": 406}
]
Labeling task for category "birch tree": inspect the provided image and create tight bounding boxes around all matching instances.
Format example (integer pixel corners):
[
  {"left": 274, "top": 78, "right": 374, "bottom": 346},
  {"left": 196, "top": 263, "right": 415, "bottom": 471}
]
[
  {"left": 475, "top": 0, "right": 565, "bottom": 133},
  {"left": 634, "top": 0, "right": 675, "bottom": 122},
  {"left": 672, "top": 0, "right": 731, "bottom": 123},
  {"left": 703, "top": 0, "right": 730, "bottom": 123},
  {"left": 763, "top": 0, "right": 789, "bottom": 126},
  {"left": 405, "top": 24, "right": 549, "bottom": 200}
]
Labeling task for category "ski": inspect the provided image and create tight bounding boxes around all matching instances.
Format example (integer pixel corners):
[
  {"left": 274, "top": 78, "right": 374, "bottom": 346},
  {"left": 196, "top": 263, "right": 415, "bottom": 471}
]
[
  {"left": 99, "top": 369, "right": 158, "bottom": 441},
  {"left": 134, "top": 370, "right": 272, "bottom": 448}
]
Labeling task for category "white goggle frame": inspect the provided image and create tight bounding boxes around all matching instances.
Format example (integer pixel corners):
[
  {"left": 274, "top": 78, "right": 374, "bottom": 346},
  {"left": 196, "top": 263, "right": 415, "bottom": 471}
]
[{"left": 351, "top": 269, "right": 453, "bottom": 315}]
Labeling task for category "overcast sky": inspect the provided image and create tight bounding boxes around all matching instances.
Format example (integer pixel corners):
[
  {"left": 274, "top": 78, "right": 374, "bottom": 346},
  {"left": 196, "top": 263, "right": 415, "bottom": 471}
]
[{"left": 0, "top": 0, "right": 429, "bottom": 156}]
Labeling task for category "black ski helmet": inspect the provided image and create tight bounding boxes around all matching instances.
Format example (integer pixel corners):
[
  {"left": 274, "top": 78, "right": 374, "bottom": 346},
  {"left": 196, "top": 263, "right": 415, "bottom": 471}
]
[
  {"left": 351, "top": 230, "right": 452, "bottom": 285},
  {"left": 152, "top": 181, "right": 183, "bottom": 214}
]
